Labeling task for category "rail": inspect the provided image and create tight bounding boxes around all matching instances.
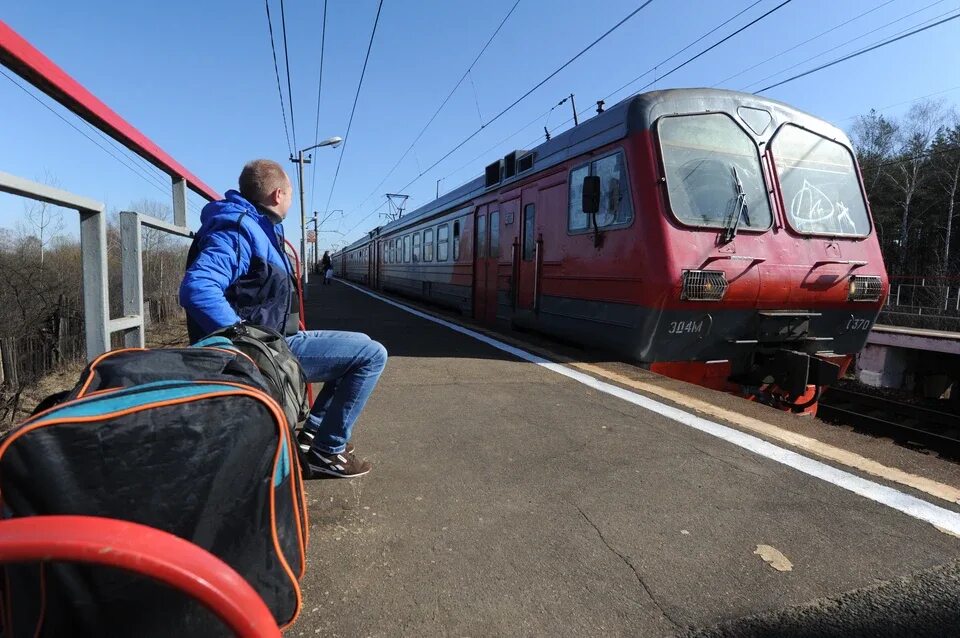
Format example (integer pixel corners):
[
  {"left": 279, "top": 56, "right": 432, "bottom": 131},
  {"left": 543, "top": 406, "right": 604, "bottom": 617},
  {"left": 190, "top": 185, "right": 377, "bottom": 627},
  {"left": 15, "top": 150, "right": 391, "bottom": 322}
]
[{"left": 818, "top": 386, "right": 960, "bottom": 460}]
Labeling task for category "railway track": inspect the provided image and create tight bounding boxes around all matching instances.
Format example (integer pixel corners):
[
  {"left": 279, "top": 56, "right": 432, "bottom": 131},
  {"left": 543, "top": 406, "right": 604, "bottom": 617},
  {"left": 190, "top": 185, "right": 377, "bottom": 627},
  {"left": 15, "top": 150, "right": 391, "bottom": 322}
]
[{"left": 818, "top": 387, "right": 960, "bottom": 460}]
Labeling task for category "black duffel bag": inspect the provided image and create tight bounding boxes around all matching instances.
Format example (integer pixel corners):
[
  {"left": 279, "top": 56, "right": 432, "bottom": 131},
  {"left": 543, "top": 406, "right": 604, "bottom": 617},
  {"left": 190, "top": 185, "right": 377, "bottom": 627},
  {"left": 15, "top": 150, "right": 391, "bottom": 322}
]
[{"left": 0, "top": 339, "right": 308, "bottom": 636}]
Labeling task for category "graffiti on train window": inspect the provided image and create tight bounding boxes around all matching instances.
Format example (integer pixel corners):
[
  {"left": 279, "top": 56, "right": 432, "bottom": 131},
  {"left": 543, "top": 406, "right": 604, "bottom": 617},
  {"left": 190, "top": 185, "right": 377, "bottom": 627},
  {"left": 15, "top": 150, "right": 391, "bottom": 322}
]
[{"left": 773, "top": 124, "right": 869, "bottom": 237}]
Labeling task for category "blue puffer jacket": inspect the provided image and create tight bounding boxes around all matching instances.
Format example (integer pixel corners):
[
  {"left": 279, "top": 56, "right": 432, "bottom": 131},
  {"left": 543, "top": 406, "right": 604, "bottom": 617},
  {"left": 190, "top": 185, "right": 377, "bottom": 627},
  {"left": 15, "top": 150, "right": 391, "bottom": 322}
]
[{"left": 180, "top": 190, "right": 296, "bottom": 342}]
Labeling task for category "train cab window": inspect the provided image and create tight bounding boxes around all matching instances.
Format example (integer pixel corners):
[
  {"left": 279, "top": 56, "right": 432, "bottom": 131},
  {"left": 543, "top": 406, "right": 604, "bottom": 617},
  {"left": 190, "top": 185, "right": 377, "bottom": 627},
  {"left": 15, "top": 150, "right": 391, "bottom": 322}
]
[
  {"left": 403, "top": 235, "right": 411, "bottom": 263},
  {"left": 568, "top": 151, "right": 633, "bottom": 232},
  {"left": 523, "top": 204, "right": 536, "bottom": 261},
  {"left": 658, "top": 113, "right": 771, "bottom": 231},
  {"left": 489, "top": 211, "right": 500, "bottom": 258},
  {"left": 772, "top": 124, "right": 870, "bottom": 237},
  {"left": 412, "top": 232, "right": 421, "bottom": 263},
  {"left": 453, "top": 221, "right": 461, "bottom": 261},
  {"left": 438, "top": 224, "right": 449, "bottom": 261},
  {"left": 423, "top": 228, "right": 434, "bottom": 262}
]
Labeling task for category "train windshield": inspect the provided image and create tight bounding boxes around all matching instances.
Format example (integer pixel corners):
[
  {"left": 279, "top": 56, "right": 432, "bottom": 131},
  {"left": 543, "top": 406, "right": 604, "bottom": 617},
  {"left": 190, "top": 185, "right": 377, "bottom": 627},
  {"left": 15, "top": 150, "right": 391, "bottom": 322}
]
[
  {"left": 772, "top": 125, "right": 870, "bottom": 237},
  {"left": 658, "top": 113, "right": 771, "bottom": 231}
]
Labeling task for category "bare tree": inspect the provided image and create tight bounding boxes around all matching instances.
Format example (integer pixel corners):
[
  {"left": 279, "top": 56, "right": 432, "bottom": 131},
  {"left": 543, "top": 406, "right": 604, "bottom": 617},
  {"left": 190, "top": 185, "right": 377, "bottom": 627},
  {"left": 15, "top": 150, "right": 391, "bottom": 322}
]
[
  {"left": 21, "top": 171, "right": 65, "bottom": 267},
  {"left": 851, "top": 109, "right": 898, "bottom": 191},
  {"left": 885, "top": 100, "right": 946, "bottom": 275},
  {"left": 933, "top": 116, "right": 960, "bottom": 275}
]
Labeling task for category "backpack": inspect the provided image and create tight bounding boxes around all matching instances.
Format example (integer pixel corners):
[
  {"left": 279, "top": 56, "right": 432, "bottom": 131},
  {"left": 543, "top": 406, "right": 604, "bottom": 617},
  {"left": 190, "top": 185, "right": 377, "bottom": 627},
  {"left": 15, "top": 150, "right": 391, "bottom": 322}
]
[
  {"left": 0, "top": 339, "right": 308, "bottom": 637},
  {"left": 208, "top": 323, "right": 310, "bottom": 429}
]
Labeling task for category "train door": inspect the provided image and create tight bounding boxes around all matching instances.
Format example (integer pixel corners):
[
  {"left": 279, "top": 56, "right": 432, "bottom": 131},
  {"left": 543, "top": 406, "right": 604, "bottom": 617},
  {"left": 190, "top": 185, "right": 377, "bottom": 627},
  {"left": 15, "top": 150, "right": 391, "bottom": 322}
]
[
  {"left": 472, "top": 205, "right": 500, "bottom": 323},
  {"left": 515, "top": 188, "right": 540, "bottom": 312},
  {"left": 370, "top": 241, "right": 379, "bottom": 289}
]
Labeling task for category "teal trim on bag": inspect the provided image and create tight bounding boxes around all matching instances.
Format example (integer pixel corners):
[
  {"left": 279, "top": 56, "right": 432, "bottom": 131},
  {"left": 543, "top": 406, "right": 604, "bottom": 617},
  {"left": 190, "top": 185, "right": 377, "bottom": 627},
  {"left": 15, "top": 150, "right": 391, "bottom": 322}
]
[
  {"left": 274, "top": 436, "right": 290, "bottom": 486},
  {"left": 32, "top": 382, "right": 246, "bottom": 421},
  {"left": 192, "top": 336, "right": 237, "bottom": 350}
]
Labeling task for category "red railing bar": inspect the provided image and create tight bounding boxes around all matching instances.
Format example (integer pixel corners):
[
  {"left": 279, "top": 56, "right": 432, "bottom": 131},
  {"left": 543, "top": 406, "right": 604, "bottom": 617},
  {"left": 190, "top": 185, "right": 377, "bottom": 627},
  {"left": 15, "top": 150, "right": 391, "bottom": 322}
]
[{"left": 0, "top": 515, "right": 280, "bottom": 637}]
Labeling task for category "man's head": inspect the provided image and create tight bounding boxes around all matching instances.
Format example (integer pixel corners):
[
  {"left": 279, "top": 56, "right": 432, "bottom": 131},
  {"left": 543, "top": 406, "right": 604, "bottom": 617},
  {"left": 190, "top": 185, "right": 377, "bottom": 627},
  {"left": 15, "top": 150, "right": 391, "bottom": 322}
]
[{"left": 239, "top": 159, "right": 293, "bottom": 220}]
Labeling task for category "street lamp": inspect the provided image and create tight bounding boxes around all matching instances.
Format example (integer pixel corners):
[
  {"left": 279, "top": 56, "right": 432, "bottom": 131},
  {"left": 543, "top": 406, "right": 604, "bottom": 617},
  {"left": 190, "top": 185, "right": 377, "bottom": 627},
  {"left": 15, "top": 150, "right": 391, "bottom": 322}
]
[{"left": 290, "top": 136, "right": 342, "bottom": 287}]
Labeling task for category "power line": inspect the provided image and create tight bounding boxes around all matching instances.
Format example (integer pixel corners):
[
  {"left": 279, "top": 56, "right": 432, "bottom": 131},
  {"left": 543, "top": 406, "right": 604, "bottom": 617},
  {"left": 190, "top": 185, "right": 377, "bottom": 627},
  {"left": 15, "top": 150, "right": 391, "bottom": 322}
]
[
  {"left": 264, "top": 0, "right": 294, "bottom": 155},
  {"left": 279, "top": 0, "right": 298, "bottom": 152},
  {"left": 743, "top": 0, "right": 948, "bottom": 91},
  {"left": 322, "top": 0, "right": 385, "bottom": 214},
  {"left": 757, "top": 10, "right": 960, "bottom": 93},
  {"left": 713, "top": 0, "right": 898, "bottom": 87},
  {"left": 1, "top": 67, "right": 174, "bottom": 200},
  {"left": 509, "top": 0, "right": 794, "bottom": 163},
  {"left": 347, "top": 0, "right": 522, "bottom": 218},
  {"left": 347, "top": 0, "right": 777, "bottom": 240},
  {"left": 840, "top": 84, "right": 960, "bottom": 122},
  {"left": 603, "top": 0, "right": 766, "bottom": 103},
  {"left": 376, "top": 0, "right": 657, "bottom": 212},
  {"left": 308, "top": 0, "right": 329, "bottom": 215}
]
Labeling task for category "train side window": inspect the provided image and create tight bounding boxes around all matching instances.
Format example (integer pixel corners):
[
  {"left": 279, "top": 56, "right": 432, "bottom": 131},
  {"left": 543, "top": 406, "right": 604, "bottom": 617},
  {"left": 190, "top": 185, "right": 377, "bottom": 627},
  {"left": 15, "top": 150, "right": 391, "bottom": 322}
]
[
  {"left": 477, "top": 214, "right": 487, "bottom": 259},
  {"left": 523, "top": 204, "right": 536, "bottom": 261},
  {"left": 453, "top": 221, "right": 461, "bottom": 261},
  {"left": 489, "top": 211, "right": 500, "bottom": 258},
  {"left": 438, "top": 224, "right": 449, "bottom": 261},
  {"left": 423, "top": 228, "right": 434, "bottom": 262},
  {"left": 412, "top": 232, "right": 421, "bottom": 263},
  {"left": 568, "top": 151, "right": 633, "bottom": 232},
  {"left": 403, "top": 235, "right": 411, "bottom": 263},
  {"left": 395, "top": 238, "right": 400, "bottom": 263}
]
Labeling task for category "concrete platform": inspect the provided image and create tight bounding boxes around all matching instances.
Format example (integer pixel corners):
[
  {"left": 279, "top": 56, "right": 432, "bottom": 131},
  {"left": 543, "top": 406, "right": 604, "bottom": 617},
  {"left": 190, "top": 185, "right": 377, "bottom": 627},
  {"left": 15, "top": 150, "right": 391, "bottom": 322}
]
[{"left": 291, "top": 281, "right": 960, "bottom": 637}]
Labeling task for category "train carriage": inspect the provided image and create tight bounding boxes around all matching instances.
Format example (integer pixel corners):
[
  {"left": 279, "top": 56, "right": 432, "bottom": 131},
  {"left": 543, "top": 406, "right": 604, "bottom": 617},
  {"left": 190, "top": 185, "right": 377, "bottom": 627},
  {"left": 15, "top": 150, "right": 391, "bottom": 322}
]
[{"left": 334, "top": 88, "right": 888, "bottom": 411}]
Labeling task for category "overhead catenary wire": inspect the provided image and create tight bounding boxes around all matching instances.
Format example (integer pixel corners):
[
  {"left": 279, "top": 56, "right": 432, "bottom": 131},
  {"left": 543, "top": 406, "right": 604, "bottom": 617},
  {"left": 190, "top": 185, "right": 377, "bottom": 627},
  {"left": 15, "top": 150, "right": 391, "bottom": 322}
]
[
  {"left": 346, "top": 0, "right": 783, "bottom": 240},
  {"left": 346, "top": 0, "right": 522, "bottom": 220},
  {"left": 308, "top": 0, "right": 329, "bottom": 215},
  {"left": 1, "top": 68, "right": 177, "bottom": 201},
  {"left": 264, "top": 0, "right": 294, "bottom": 156},
  {"left": 322, "top": 0, "right": 385, "bottom": 215},
  {"left": 358, "top": 0, "right": 657, "bottom": 226},
  {"left": 743, "top": 0, "right": 950, "bottom": 91},
  {"left": 756, "top": 10, "right": 960, "bottom": 93},
  {"left": 278, "top": 0, "right": 298, "bottom": 152},
  {"left": 713, "top": 0, "right": 899, "bottom": 87}
]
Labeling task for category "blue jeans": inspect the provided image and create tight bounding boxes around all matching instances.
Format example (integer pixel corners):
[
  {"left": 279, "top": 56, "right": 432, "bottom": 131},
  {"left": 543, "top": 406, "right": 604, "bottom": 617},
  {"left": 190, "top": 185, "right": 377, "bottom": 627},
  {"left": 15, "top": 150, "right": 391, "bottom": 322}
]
[{"left": 285, "top": 330, "right": 387, "bottom": 454}]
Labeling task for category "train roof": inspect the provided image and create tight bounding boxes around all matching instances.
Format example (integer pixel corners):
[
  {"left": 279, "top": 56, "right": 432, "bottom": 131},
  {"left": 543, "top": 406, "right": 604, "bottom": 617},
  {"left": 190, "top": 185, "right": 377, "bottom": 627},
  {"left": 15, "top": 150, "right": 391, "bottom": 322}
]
[{"left": 339, "top": 88, "right": 849, "bottom": 253}]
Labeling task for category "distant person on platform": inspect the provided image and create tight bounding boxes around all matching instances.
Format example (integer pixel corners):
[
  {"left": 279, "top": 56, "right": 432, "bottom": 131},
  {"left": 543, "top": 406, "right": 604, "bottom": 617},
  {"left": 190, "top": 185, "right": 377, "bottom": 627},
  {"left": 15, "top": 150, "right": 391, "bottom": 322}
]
[
  {"left": 179, "top": 159, "right": 386, "bottom": 478},
  {"left": 321, "top": 250, "right": 333, "bottom": 285}
]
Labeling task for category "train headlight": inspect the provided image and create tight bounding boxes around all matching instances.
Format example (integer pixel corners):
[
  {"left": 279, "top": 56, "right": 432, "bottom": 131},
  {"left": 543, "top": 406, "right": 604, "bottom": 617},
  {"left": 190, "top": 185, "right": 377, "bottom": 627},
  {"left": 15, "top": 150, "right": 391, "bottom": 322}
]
[
  {"left": 681, "top": 270, "right": 727, "bottom": 301},
  {"left": 848, "top": 275, "right": 882, "bottom": 302}
]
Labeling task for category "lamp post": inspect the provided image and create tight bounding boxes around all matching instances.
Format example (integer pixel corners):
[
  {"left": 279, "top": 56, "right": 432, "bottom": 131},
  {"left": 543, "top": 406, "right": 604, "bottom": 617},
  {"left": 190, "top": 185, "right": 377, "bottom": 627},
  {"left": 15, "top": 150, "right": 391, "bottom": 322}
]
[{"left": 290, "top": 136, "right": 342, "bottom": 288}]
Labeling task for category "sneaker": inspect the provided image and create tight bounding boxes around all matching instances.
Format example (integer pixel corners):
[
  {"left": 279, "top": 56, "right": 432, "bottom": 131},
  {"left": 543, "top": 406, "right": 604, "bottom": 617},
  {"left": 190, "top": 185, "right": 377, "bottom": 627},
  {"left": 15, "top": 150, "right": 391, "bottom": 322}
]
[
  {"left": 297, "top": 430, "right": 353, "bottom": 455},
  {"left": 304, "top": 449, "right": 371, "bottom": 479}
]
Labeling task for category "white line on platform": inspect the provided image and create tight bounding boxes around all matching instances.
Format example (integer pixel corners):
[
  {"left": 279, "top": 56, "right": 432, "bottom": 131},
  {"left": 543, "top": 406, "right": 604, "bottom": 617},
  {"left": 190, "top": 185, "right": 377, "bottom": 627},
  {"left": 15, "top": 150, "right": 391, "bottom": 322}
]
[{"left": 337, "top": 280, "right": 960, "bottom": 536}]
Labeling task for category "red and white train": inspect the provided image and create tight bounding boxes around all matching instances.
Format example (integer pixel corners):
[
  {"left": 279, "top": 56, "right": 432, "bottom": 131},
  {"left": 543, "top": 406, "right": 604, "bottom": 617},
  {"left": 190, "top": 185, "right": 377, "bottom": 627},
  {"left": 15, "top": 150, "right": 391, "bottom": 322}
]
[{"left": 334, "top": 88, "right": 888, "bottom": 411}]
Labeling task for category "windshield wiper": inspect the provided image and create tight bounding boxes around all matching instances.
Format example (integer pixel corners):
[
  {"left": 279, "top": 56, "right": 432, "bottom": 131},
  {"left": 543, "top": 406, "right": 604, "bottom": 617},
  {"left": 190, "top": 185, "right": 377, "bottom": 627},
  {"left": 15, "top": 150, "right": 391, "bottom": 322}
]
[{"left": 723, "top": 166, "right": 748, "bottom": 243}]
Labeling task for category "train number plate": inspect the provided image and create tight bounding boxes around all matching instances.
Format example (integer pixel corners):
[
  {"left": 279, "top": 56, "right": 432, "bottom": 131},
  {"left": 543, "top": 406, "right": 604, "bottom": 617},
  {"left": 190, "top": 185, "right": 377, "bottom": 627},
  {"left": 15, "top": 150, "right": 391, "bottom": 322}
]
[{"left": 667, "top": 320, "right": 705, "bottom": 335}]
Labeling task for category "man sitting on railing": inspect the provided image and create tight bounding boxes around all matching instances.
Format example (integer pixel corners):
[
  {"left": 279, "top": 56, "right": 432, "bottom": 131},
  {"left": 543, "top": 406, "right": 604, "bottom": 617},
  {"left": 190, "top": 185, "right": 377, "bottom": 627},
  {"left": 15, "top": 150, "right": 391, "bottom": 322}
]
[{"left": 179, "top": 159, "right": 386, "bottom": 478}]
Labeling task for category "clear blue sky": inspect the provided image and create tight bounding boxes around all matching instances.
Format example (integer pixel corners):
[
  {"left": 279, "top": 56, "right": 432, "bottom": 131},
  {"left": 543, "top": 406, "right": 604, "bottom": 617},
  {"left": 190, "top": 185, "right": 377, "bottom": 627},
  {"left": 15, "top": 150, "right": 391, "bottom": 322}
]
[{"left": 2, "top": 0, "right": 959, "bottom": 250}]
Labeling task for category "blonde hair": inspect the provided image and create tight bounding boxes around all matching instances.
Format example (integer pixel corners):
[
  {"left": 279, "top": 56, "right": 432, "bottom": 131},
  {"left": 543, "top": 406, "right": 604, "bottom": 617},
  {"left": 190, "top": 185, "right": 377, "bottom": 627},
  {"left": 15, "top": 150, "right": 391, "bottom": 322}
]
[{"left": 238, "top": 159, "right": 289, "bottom": 204}]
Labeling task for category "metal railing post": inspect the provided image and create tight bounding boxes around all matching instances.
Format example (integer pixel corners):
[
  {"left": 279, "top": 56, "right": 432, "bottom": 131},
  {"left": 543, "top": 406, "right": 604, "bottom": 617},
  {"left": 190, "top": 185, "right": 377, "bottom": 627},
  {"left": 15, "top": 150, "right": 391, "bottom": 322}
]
[
  {"left": 120, "top": 212, "right": 145, "bottom": 348},
  {"left": 172, "top": 177, "right": 188, "bottom": 228},
  {"left": 79, "top": 209, "right": 110, "bottom": 359}
]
